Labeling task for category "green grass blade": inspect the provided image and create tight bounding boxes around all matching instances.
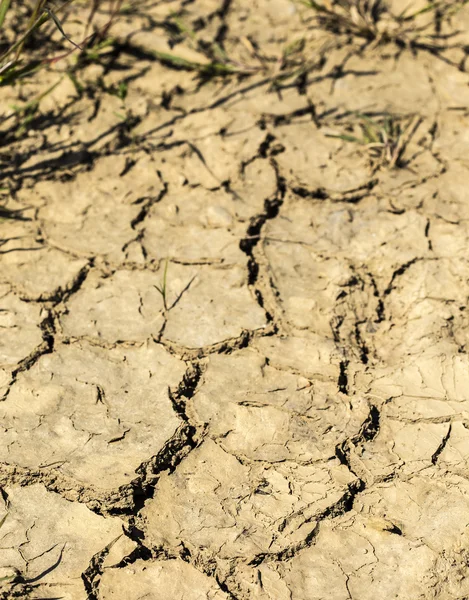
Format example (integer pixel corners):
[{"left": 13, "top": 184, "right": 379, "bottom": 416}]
[
  {"left": 361, "top": 122, "right": 379, "bottom": 143},
  {"left": 0, "top": 11, "right": 48, "bottom": 63},
  {"left": 154, "top": 259, "right": 169, "bottom": 310},
  {"left": 170, "top": 13, "right": 197, "bottom": 42},
  {"left": 0, "top": 0, "right": 76, "bottom": 64},
  {"left": 162, "top": 258, "right": 169, "bottom": 297},
  {"left": 354, "top": 112, "right": 380, "bottom": 126},
  {"left": 303, "top": 0, "right": 329, "bottom": 12},
  {"left": 326, "top": 133, "right": 364, "bottom": 144},
  {"left": 44, "top": 7, "right": 82, "bottom": 50},
  {"left": 0, "top": 61, "right": 42, "bottom": 86},
  {"left": 150, "top": 49, "right": 240, "bottom": 75},
  {"left": 0, "top": 0, "right": 11, "bottom": 29},
  {"left": 151, "top": 49, "right": 203, "bottom": 70}
]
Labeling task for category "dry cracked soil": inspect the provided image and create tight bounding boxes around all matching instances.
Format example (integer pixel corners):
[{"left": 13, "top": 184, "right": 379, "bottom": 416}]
[{"left": 2, "top": 0, "right": 469, "bottom": 598}]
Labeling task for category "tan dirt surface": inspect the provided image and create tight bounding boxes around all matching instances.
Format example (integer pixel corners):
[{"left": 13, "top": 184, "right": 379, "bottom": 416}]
[{"left": 2, "top": 0, "right": 469, "bottom": 598}]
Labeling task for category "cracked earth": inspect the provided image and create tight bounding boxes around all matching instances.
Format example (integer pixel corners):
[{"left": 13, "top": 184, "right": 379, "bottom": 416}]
[{"left": 2, "top": 0, "right": 469, "bottom": 598}]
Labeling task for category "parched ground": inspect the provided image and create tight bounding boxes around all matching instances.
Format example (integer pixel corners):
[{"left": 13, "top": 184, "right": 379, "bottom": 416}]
[{"left": 2, "top": 0, "right": 469, "bottom": 598}]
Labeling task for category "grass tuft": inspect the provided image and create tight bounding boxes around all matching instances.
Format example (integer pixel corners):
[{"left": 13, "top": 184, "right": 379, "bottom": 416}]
[
  {"left": 326, "top": 112, "right": 421, "bottom": 169},
  {"left": 0, "top": 1, "right": 123, "bottom": 87},
  {"left": 303, "top": 0, "right": 469, "bottom": 47}
]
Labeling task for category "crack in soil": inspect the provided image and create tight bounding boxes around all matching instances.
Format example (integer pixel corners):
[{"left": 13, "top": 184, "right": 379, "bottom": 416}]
[{"left": 239, "top": 158, "right": 287, "bottom": 329}]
